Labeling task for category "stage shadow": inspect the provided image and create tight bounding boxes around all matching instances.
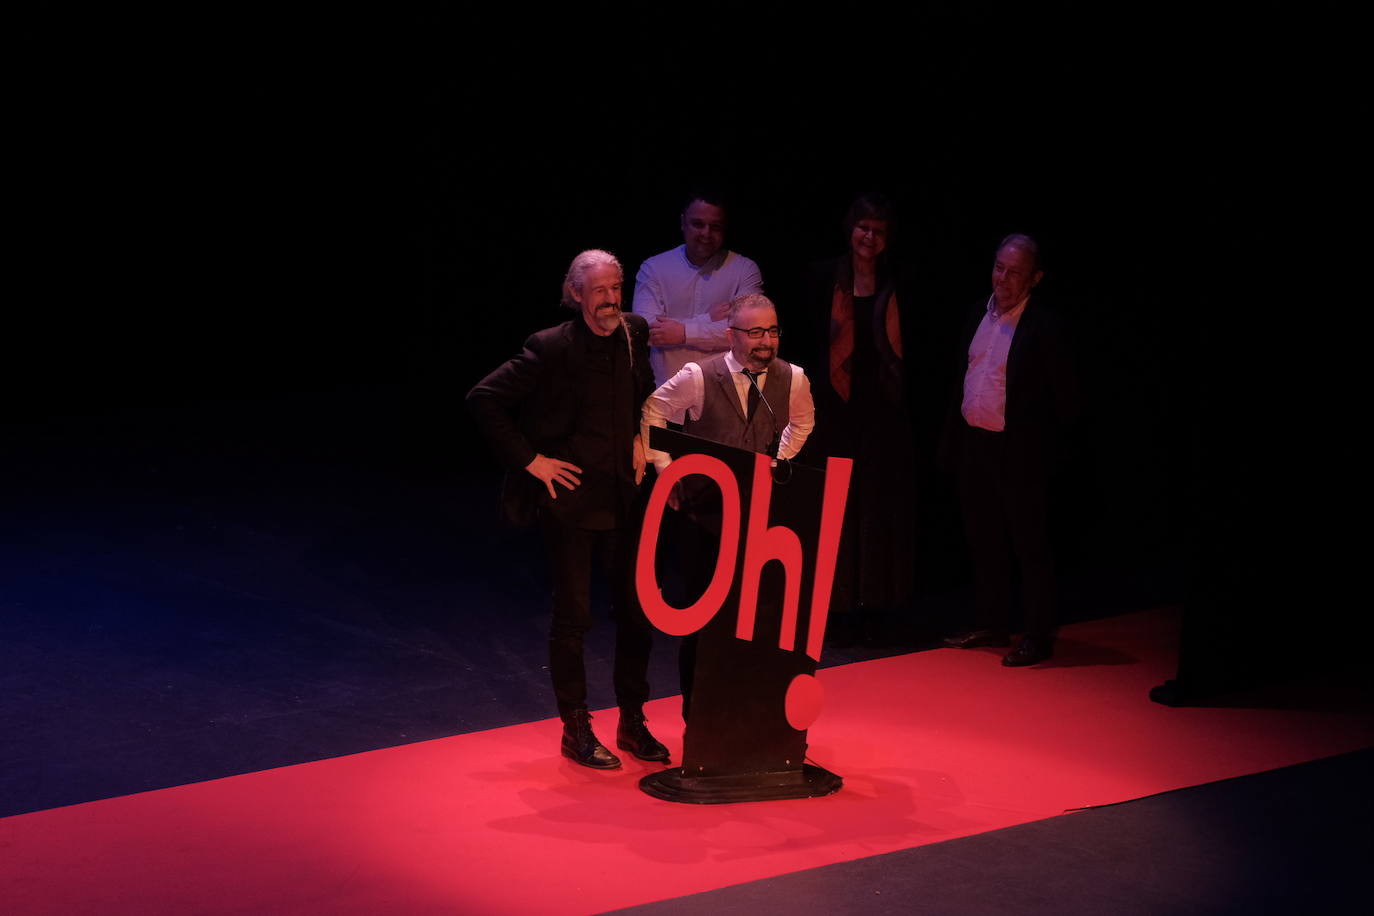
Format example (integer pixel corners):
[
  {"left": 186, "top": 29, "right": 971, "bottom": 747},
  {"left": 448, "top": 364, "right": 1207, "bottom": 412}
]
[
  {"left": 1042, "top": 637, "right": 1137, "bottom": 668},
  {"left": 481, "top": 764, "right": 1010, "bottom": 869}
]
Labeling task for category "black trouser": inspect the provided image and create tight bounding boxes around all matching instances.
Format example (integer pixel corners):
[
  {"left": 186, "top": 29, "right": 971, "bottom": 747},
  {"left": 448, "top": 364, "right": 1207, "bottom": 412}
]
[
  {"left": 540, "top": 517, "right": 653, "bottom": 720},
  {"left": 957, "top": 424, "right": 1056, "bottom": 641}
]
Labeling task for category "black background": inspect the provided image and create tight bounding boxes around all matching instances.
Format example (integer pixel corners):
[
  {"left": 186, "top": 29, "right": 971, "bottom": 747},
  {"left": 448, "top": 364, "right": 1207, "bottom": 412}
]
[
  {"left": 13, "top": 6, "right": 1278, "bottom": 405},
  {"left": 10, "top": 4, "right": 1308, "bottom": 614}
]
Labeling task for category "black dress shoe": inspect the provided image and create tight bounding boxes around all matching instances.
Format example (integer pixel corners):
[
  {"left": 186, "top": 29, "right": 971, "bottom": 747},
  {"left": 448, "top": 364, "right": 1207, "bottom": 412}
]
[
  {"left": 1002, "top": 637, "right": 1053, "bottom": 667},
  {"left": 943, "top": 629, "right": 1011, "bottom": 649},
  {"left": 561, "top": 710, "right": 621, "bottom": 769},
  {"left": 616, "top": 711, "right": 670, "bottom": 763}
]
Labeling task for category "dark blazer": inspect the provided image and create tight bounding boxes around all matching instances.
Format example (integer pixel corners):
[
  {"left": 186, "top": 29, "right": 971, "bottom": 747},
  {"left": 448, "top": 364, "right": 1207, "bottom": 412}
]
[
  {"left": 467, "top": 313, "right": 655, "bottom": 526},
  {"left": 940, "top": 297, "right": 1079, "bottom": 481}
]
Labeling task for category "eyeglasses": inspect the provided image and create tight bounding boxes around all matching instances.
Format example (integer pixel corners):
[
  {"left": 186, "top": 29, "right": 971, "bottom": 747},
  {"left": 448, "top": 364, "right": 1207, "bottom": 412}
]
[{"left": 729, "top": 326, "right": 782, "bottom": 339}]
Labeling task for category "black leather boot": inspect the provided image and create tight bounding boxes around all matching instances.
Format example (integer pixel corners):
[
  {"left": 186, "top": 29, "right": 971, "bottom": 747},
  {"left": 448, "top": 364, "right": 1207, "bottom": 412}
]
[
  {"left": 616, "top": 708, "right": 670, "bottom": 763},
  {"left": 561, "top": 709, "right": 621, "bottom": 769}
]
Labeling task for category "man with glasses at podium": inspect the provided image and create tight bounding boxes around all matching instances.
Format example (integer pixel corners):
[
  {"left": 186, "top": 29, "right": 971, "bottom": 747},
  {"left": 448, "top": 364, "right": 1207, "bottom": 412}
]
[{"left": 641, "top": 292, "right": 815, "bottom": 716}]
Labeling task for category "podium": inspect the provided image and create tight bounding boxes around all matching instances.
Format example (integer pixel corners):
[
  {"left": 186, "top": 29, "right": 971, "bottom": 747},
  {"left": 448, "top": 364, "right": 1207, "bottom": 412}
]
[{"left": 635, "top": 428, "right": 852, "bottom": 804}]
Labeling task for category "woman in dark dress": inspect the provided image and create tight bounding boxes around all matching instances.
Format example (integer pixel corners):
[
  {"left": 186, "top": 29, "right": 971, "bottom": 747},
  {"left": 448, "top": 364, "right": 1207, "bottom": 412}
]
[{"left": 803, "top": 194, "right": 917, "bottom": 646}]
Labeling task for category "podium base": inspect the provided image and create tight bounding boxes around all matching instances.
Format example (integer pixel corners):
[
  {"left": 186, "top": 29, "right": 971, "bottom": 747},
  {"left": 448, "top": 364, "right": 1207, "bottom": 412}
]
[{"left": 638, "top": 763, "right": 842, "bottom": 804}]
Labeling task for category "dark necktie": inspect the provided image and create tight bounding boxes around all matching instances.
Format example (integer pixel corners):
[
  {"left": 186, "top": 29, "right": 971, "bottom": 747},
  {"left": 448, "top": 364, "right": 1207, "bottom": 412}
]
[{"left": 742, "top": 369, "right": 762, "bottom": 422}]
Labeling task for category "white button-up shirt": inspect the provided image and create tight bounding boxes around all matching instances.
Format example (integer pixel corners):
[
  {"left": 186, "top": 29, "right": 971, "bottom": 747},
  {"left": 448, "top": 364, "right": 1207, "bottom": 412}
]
[
  {"left": 632, "top": 245, "right": 765, "bottom": 386},
  {"left": 961, "top": 294, "right": 1029, "bottom": 432},
  {"left": 641, "top": 352, "right": 815, "bottom": 471}
]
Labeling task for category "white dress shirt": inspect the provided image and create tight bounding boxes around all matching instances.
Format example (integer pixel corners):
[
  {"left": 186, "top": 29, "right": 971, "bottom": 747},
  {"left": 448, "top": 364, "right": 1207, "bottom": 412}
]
[
  {"left": 962, "top": 294, "right": 1029, "bottom": 432},
  {"left": 632, "top": 245, "right": 765, "bottom": 385},
  {"left": 641, "top": 352, "right": 815, "bottom": 471}
]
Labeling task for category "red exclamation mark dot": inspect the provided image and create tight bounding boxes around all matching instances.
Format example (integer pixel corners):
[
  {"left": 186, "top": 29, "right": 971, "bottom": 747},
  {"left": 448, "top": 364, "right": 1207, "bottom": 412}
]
[{"left": 784, "top": 673, "right": 824, "bottom": 731}]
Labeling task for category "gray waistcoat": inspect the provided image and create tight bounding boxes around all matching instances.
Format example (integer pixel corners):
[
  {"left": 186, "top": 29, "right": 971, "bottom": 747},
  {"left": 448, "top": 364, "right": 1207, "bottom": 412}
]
[{"left": 683, "top": 353, "right": 792, "bottom": 455}]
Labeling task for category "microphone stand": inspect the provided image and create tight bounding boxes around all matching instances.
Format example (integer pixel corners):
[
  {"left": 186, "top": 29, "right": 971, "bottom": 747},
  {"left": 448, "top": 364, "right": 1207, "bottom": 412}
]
[{"left": 745, "top": 368, "right": 781, "bottom": 459}]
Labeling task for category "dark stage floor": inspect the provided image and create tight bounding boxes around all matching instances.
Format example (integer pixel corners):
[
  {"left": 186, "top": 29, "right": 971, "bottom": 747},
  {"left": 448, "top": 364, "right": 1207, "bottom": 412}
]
[
  {"left": 2, "top": 386, "right": 914, "bottom": 815},
  {"left": 3, "top": 384, "right": 1363, "bottom": 913},
  {"left": 613, "top": 748, "right": 1374, "bottom": 916},
  {"left": 1, "top": 384, "right": 1184, "bottom": 817}
]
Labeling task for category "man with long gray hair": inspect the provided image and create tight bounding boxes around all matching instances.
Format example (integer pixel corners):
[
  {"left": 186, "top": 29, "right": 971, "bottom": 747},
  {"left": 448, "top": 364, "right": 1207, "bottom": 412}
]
[{"left": 467, "top": 249, "right": 670, "bottom": 769}]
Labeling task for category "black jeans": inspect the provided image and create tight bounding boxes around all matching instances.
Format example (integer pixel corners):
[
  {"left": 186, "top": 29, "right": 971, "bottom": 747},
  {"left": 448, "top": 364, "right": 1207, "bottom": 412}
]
[{"left": 540, "top": 517, "right": 653, "bottom": 719}]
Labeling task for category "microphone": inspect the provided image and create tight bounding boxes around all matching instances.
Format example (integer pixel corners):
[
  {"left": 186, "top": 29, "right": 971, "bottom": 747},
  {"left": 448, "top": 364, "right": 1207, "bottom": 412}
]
[{"left": 743, "top": 368, "right": 780, "bottom": 458}]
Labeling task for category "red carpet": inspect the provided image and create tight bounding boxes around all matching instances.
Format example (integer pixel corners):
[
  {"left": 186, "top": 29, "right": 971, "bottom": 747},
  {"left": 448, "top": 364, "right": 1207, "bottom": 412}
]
[{"left": 5, "top": 607, "right": 1371, "bottom": 914}]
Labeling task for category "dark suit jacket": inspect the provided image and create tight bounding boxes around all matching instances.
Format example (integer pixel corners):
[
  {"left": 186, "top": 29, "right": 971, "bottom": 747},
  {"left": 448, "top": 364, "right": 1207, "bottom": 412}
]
[
  {"left": 467, "top": 313, "right": 655, "bottom": 526},
  {"left": 940, "top": 297, "right": 1079, "bottom": 483}
]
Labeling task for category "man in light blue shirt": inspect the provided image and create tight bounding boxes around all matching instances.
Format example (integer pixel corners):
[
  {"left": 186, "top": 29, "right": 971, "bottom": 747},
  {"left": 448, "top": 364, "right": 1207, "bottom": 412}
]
[{"left": 632, "top": 191, "right": 764, "bottom": 393}]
